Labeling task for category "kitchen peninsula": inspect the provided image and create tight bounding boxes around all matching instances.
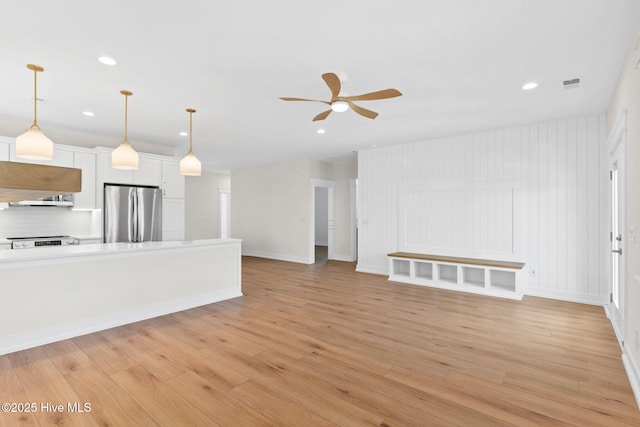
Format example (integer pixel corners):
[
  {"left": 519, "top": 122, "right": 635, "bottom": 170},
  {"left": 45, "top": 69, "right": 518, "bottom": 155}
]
[{"left": 0, "top": 238, "right": 242, "bottom": 355}]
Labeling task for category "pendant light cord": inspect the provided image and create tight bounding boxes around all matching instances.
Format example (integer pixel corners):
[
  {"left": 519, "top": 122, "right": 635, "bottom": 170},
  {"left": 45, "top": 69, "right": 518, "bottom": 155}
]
[
  {"left": 32, "top": 67, "right": 39, "bottom": 128},
  {"left": 123, "top": 93, "right": 128, "bottom": 142},
  {"left": 189, "top": 110, "right": 193, "bottom": 154},
  {"left": 120, "top": 90, "right": 132, "bottom": 143}
]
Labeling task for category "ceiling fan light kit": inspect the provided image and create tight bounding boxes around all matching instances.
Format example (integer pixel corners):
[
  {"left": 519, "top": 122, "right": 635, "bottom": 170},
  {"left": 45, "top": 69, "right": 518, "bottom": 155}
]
[
  {"left": 112, "top": 90, "right": 140, "bottom": 170},
  {"left": 331, "top": 100, "right": 349, "bottom": 113},
  {"left": 280, "top": 72, "right": 402, "bottom": 122},
  {"left": 16, "top": 64, "right": 54, "bottom": 161}
]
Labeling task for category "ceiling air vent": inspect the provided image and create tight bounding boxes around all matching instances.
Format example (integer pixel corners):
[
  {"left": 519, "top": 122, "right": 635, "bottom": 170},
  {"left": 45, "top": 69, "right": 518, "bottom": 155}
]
[{"left": 563, "top": 78, "right": 580, "bottom": 89}]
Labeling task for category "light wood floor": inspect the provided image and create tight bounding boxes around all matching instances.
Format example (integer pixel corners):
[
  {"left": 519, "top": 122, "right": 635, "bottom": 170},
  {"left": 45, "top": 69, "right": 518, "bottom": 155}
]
[{"left": 1, "top": 257, "right": 639, "bottom": 426}]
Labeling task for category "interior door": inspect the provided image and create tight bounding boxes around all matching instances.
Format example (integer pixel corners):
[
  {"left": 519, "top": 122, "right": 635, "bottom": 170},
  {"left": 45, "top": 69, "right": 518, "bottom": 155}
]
[{"left": 608, "top": 140, "right": 625, "bottom": 343}]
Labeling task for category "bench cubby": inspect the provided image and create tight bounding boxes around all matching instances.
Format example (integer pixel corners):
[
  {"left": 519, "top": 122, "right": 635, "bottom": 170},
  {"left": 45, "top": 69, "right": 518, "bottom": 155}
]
[{"left": 388, "top": 252, "right": 524, "bottom": 300}]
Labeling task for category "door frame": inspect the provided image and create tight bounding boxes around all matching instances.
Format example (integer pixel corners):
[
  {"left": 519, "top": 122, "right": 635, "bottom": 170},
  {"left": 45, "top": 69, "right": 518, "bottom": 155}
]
[{"left": 606, "top": 110, "right": 627, "bottom": 346}]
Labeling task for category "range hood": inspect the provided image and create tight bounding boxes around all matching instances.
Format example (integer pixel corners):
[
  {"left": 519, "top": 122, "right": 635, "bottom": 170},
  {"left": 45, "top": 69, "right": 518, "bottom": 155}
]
[{"left": 0, "top": 161, "right": 82, "bottom": 203}]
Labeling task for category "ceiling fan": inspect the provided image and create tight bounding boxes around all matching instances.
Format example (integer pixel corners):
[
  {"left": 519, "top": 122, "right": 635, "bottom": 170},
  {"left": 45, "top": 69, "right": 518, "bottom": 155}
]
[{"left": 280, "top": 72, "right": 402, "bottom": 121}]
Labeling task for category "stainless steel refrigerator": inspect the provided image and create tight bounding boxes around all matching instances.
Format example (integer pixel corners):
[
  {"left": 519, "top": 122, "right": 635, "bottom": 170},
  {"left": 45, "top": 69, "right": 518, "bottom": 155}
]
[{"left": 103, "top": 184, "right": 162, "bottom": 243}]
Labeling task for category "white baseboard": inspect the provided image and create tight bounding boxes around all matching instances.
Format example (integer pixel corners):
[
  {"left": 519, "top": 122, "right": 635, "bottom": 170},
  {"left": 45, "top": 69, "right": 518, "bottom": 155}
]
[
  {"left": 0, "top": 288, "right": 242, "bottom": 356},
  {"left": 355, "top": 264, "right": 387, "bottom": 275},
  {"left": 524, "top": 287, "right": 606, "bottom": 306},
  {"left": 242, "top": 250, "right": 313, "bottom": 264},
  {"left": 623, "top": 351, "right": 640, "bottom": 410},
  {"left": 331, "top": 254, "right": 355, "bottom": 262}
]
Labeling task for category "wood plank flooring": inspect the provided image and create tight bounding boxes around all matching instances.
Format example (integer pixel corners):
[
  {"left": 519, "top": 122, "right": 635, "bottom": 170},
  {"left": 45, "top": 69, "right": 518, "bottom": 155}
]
[{"left": 1, "top": 256, "right": 639, "bottom": 426}]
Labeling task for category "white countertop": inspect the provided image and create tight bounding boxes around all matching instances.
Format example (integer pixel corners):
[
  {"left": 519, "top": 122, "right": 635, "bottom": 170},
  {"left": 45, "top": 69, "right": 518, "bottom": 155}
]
[{"left": 0, "top": 238, "right": 242, "bottom": 266}]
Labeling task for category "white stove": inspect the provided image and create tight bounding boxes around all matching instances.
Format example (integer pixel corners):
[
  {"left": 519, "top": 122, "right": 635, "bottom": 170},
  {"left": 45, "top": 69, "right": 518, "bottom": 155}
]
[{"left": 7, "top": 235, "right": 80, "bottom": 249}]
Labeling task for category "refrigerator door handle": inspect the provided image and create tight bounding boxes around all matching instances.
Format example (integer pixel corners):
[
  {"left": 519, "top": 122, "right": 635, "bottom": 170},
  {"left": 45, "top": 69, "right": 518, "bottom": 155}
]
[{"left": 131, "top": 190, "right": 138, "bottom": 242}]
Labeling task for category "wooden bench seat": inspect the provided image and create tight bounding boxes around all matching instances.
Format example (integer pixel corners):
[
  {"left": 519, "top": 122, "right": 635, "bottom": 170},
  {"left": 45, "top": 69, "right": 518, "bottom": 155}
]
[{"left": 387, "top": 252, "right": 524, "bottom": 270}]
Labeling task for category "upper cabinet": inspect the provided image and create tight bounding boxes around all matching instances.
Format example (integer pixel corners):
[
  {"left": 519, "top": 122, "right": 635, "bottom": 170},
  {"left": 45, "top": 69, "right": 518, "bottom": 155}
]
[
  {"left": 9, "top": 144, "right": 74, "bottom": 167},
  {"left": 96, "top": 149, "right": 164, "bottom": 188},
  {"left": 0, "top": 137, "right": 10, "bottom": 161},
  {"left": 134, "top": 155, "right": 162, "bottom": 186},
  {"left": 73, "top": 151, "right": 96, "bottom": 209},
  {"left": 161, "top": 159, "right": 185, "bottom": 199},
  {"left": 95, "top": 147, "right": 185, "bottom": 209}
]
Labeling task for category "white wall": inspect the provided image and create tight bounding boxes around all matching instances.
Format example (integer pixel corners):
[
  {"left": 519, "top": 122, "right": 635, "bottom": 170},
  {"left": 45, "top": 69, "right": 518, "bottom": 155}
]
[
  {"left": 184, "top": 171, "right": 230, "bottom": 240},
  {"left": 231, "top": 158, "right": 313, "bottom": 263},
  {"left": 358, "top": 114, "right": 607, "bottom": 304},
  {"left": 607, "top": 25, "right": 640, "bottom": 401},
  {"left": 231, "top": 157, "right": 357, "bottom": 264}
]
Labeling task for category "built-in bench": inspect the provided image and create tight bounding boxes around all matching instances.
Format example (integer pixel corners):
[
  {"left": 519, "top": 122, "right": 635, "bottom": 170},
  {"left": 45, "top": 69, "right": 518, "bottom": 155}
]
[{"left": 388, "top": 252, "right": 525, "bottom": 300}]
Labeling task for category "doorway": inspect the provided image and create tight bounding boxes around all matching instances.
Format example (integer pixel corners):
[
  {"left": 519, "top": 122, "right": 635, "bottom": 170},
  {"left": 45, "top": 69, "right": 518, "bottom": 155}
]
[
  {"left": 607, "top": 112, "right": 626, "bottom": 344},
  {"left": 311, "top": 179, "right": 335, "bottom": 264},
  {"left": 315, "top": 187, "right": 329, "bottom": 263}
]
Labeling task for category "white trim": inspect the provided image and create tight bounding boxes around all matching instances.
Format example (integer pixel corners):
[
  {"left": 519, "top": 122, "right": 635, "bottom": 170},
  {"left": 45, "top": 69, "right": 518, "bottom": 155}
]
[
  {"left": 608, "top": 109, "right": 627, "bottom": 154},
  {"left": 604, "top": 304, "right": 625, "bottom": 344},
  {"left": 355, "top": 264, "right": 387, "bottom": 275},
  {"left": 332, "top": 253, "right": 355, "bottom": 262},
  {"left": 622, "top": 351, "right": 640, "bottom": 410},
  {"left": 242, "top": 250, "right": 312, "bottom": 264},
  {"left": 607, "top": 109, "right": 627, "bottom": 345},
  {"left": 350, "top": 178, "right": 358, "bottom": 262},
  {"left": 0, "top": 288, "right": 242, "bottom": 356},
  {"left": 525, "top": 288, "right": 606, "bottom": 306}
]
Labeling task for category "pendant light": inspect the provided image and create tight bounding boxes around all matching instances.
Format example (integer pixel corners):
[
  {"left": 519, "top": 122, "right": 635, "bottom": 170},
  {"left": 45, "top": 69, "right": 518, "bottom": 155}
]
[
  {"left": 112, "top": 90, "right": 139, "bottom": 169},
  {"left": 179, "top": 108, "right": 202, "bottom": 176},
  {"left": 16, "top": 64, "right": 54, "bottom": 160}
]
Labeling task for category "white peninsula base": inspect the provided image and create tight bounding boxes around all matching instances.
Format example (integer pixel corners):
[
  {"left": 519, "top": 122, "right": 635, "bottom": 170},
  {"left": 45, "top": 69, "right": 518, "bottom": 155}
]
[{"left": 0, "top": 239, "right": 242, "bottom": 355}]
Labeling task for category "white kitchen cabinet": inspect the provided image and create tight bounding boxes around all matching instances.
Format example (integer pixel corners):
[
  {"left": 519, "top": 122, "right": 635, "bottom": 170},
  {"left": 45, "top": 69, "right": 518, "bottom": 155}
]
[
  {"left": 73, "top": 151, "right": 96, "bottom": 209},
  {"left": 97, "top": 150, "right": 163, "bottom": 188},
  {"left": 9, "top": 144, "right": 74, "bottom": 167},
  {"left": 134, "top": 155, "right": 162, "bottom": 186},
  {"left": 97, "top": 151, "right": 134, "bottom": 185},
  {"left": 0, "top": 137, "right": 10, "bottom": 160},
  {"left": 161, "top": 159, "right": 185, "bottom": 198},
  {"left": 162, "top": 198, "right": 185, "bottom": 241}
]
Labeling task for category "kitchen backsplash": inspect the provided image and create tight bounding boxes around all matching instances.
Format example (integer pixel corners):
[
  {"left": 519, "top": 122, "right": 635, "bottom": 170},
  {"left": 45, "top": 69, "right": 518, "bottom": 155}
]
[{"left": 0, "top": 207, "right": 100, "bottom": 238}]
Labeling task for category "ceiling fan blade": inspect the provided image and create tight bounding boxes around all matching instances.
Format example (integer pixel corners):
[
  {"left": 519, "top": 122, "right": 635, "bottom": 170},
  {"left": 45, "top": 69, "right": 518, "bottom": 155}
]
[
  {"left": 347, "top": 101, "right": 379, "bottom": 119},
  {"left": 280, "top": 97, "right": 331, "bottom": 105},
  {"left": 344, "top": 88, "right": 402, "bottom": 102},
  {"left": 313, "top": 109, "right": 332, "bottom": 121},
  {"left": 321, "top": 73, "right": 341, "bottom": 101}
]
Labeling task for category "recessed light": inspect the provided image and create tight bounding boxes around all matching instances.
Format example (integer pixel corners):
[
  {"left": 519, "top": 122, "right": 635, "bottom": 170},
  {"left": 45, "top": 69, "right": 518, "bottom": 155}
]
[
  {"left": 316, "top": 129, "right": 326, "bottom": 134},
  {"left": 82, "top": 111, "right": 95, "bottom": 117},
  {"left": 98, "top": 56, "right": 117, "bottom": 66},
  {"left": 179, "top": 131, "right": 188, "bottom": 136},
  {"left": 522, "top": 81, "right": 538, "bottom": 90}
]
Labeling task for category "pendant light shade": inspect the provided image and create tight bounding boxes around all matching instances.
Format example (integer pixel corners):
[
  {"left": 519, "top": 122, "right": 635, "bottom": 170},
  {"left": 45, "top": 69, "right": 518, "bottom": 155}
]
[
  {"left": 112, "top": 90, "right": 139, "bottom": 170},
  {"left": 16, "top": 64, "right": 53, "bottom": 160},
  {"left": 180, "top": 108, "right": 202, "bottom": 176}
]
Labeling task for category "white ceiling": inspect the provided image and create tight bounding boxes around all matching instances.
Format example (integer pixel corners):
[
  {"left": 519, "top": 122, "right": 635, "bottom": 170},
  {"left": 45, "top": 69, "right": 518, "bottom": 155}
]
[{"left": 1, "top": 0, "right": 639, "bottom": 171}]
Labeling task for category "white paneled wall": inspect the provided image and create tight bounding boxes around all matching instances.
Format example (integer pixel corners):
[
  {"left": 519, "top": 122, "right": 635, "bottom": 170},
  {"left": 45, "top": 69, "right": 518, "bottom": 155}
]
[
  {"left": 358, "top": 114, "right": 607, "bottom": 304},
  {"left": 400, "top": 184, "right": 517, "bottom": 258}
]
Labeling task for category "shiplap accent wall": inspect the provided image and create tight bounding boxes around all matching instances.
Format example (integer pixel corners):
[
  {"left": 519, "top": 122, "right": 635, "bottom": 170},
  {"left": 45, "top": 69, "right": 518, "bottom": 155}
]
[
  {"left": 399, "top": 183, "right": 519, "bottom": 260},
  {"left": 358, "top": 114, "right": 608, "bottom": 304}
]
